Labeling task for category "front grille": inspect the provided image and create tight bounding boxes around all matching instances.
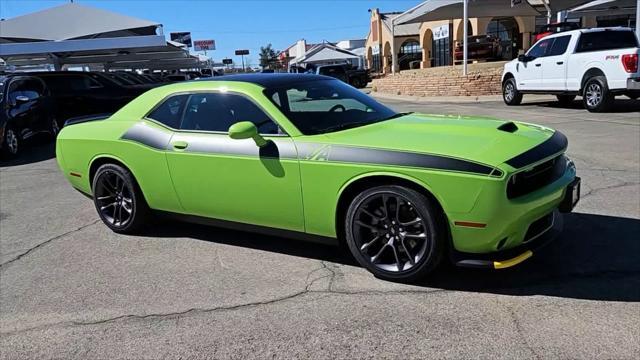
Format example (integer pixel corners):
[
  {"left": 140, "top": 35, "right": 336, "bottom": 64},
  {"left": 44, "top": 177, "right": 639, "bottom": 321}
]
[{"left": 507, "top": 155, "right": 567, "bottom": 199}]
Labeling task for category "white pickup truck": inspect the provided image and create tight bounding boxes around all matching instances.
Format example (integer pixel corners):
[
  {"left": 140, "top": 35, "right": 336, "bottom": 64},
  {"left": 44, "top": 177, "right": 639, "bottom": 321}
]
[{"left": 502, "top": 28, "right": 640, "bottom": 112}]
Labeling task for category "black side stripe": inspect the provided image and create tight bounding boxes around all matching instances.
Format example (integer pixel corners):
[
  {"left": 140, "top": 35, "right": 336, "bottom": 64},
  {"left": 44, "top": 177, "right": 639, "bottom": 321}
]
[
  {"left": 121, "top": 124, "right": 496, "bottom": 176},
  {"left": 121, "top": 122, "right": 172, "bottom": 150},
  {"left": 506, "top": 131, "right": 568, "bottom": 169},
  {"left": 296, "top": 143, "right": 495, "bottom": 175}
]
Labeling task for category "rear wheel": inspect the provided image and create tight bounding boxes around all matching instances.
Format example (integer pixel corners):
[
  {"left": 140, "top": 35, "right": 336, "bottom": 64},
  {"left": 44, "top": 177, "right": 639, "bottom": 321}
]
[
  {"left": 556, "top": 95, "right": 576, "bottom": 106},
  {"left": 92, "top": 163, "right": 150, "bottom": 234},
  {"left": 49, "top": 118, "right": 60, "bottom": 139},
  {"left": 503, "top": 78, "right": 523, "bottom": 106},
  {"left": 351, "top": 78, "right": 363, "bottom": 88},
  {"left": 1, "top": 126, "right": 20, "bottom": 158},
  {"left": 345, "top": 185, "right": 444, "bottom": 282},
  {"left": 583, "top": 76, "right": 613, "bottom": 112}
]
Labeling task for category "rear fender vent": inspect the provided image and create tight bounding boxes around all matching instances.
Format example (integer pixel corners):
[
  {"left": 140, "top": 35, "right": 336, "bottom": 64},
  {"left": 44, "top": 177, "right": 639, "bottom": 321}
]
[{"left": 498, "top": 122, "right": 518, "bottom": 133}]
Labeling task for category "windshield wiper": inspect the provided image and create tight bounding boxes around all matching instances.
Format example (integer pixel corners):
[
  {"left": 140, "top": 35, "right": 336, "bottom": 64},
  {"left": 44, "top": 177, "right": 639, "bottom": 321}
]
[
  {"left": 321, "top": 121, "right": 372, "bottom": 133},
  {"left": 381, "top": 112, "right": 413, "bottom": 121}
]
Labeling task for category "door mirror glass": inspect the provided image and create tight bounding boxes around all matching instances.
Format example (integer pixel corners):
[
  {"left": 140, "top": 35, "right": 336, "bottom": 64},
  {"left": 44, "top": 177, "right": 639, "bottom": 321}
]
[
  {"left": 14, "top": 95, "right": 30, "bottom": 104},
  {"left": 518, "top": 54, "right": 529, "bottom": 63},
  {"left": 228, "top": 121, "right": 267, "bottom": 147}
]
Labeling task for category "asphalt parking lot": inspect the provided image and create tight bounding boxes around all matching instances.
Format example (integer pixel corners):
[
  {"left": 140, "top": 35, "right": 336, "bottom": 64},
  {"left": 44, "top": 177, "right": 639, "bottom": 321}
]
[{"left": 1, "top": 96, "right": 639, "bottom": 359}]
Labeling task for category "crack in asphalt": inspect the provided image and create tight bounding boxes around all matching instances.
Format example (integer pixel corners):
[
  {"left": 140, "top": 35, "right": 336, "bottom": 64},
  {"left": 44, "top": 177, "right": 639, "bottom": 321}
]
[
  {"left": 0, "top": 220, "right": 101, "bottom": 269},
  {"left": 502, "top": 301, "right": 542, "bottom": 360},
  {"left": 580, "top": 181, "right": 639, "bottom": 200},
  {"left": 1, "top": 261, "right": 446, "bottom": 336}
]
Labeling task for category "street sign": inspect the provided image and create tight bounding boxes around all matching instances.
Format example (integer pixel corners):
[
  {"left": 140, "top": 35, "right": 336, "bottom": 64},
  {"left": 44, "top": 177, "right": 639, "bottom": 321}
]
[
  {"left": 170, "top": 32, "right": 192, "bottom": 47},
  {"left": 222, "top": 58, "right": 233, "bottom": 65},
  {"left": 194, "top": 40, "right": 216, "bottom": 51},
  {"left": 235, "top": 49, "right": 249, "bottom": 56}
]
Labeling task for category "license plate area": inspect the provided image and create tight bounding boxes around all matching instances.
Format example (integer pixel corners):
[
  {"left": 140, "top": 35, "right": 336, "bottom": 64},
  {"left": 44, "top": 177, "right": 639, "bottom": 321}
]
[{"left": 559, "top": 177, "right": 581, "bottom": 213}]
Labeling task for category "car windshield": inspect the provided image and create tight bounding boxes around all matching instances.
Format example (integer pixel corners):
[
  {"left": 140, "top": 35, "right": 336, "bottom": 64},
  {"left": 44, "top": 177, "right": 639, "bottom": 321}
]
[{"left": 264, "top": 79, "right": 399, "bottom": 135}]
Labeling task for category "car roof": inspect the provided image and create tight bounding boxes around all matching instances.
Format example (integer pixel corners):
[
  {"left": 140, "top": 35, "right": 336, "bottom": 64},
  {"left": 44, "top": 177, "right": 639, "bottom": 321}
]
[{"left": 197, "top": 73, "right": 334, "bottom": 88}]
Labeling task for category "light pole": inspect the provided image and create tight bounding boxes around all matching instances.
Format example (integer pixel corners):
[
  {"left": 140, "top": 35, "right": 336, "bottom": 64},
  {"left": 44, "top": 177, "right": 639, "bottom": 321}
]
[{"left": 463, "top": 0, "right": 468, "bottom": 76}]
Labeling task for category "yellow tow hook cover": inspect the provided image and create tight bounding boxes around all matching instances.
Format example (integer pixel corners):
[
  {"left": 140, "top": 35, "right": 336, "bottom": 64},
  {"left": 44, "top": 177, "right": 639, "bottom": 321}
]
[{"left": 493, "top": 250, "right": 533, "bottom": 269}]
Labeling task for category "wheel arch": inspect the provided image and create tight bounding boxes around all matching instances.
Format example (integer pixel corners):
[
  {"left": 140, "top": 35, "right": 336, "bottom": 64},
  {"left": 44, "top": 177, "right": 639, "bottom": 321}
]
[
  {"left": 502, "top": 72, "right": 515, "bottom": 84},
  {"left": 334, "top": 172, "right": 450, "bottom": 246},
  {"left": 580, "top": 67, "right": 606, "bottom": 91}
]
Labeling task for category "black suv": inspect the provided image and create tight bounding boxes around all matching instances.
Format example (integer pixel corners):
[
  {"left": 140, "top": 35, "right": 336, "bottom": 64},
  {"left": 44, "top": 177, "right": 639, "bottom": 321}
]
[
  {"left": 30, "top": 71, "right": 158, "bottom": 126},
  {"left": 0, "top": 74, "right": 57, "bottom": 158}
]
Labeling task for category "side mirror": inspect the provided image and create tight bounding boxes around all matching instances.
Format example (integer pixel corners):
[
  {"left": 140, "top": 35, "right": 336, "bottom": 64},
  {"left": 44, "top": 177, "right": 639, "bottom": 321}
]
[
  {"left": 14, "top": 95, "right": 30, "bottom": 104},
  {"left": 228, "top": 121, "right": 267, "bottom": 147},
  {"left": 518, "top": 54, "right": 530, "bottom": 63}
]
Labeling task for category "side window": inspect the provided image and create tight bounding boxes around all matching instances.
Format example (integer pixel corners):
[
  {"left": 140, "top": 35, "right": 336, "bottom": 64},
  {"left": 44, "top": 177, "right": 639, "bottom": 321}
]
[
  {"left": 180, "top": 93, "right": 279, "bottom": 134},
  {"left": 527, "top": 38, "right": 552, "bottom": 58},
  {"left": 547, "top": 36, "right": 571, "bottom": 56},
  {"left": 147, "top": 94, "right": 189, "bottom": 128}
]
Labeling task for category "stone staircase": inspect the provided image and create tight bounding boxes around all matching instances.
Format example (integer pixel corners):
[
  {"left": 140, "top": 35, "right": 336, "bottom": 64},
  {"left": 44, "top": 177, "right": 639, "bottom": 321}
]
[{"left": 371, "top": 61, "right": 507, "bottom": 97}]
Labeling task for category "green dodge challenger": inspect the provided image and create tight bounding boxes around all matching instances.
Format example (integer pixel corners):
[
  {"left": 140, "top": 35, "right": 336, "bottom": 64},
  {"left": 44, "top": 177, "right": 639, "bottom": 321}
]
[{"left": 56, "top": 74, "right": 580, "bottom": 282}]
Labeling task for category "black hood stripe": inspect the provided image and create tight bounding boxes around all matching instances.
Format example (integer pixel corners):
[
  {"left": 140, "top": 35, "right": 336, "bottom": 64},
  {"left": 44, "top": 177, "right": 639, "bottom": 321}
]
[
  {"left": 121, "top": 123, "right": 496, "bottom": 176},
  {"left": 296, "top": 143, "right": 495, "bottom": 175},
  {"left": 506, "top": 131, "right": 568, "bottom": 169}
]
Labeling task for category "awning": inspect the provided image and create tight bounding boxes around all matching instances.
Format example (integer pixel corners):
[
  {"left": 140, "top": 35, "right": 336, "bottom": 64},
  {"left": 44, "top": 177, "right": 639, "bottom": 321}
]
[
  {"left": 569, "top": 0, "right": 638, "bottom": 16},
  {"left": 394, "top": 1, "right": 595, "bottom": 25}
]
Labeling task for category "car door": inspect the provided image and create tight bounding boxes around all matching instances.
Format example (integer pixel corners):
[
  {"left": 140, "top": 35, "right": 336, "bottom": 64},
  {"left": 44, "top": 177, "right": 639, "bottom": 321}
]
[
  {"left": 540, "top": 35, "right": 572, "bottom": 90},
  {"left": 517, "top": 38, "right": 552, "bottom": 90},
  {"left": 161, "top": 91, "right": 305, "bottom": 232},
  {"left": 6, "top": 77, "right": 46, "bottom": 137}
]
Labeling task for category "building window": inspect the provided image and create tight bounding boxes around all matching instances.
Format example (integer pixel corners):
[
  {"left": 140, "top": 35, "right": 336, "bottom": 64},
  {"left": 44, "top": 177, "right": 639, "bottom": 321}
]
[{"left": 398, "top": 40, "right": 422, "bottom": 70}]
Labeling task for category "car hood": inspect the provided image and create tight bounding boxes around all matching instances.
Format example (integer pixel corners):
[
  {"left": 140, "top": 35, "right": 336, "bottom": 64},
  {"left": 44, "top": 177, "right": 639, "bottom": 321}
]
[{"left": 318, "top": 113, "right": 557, "bottom": 168}]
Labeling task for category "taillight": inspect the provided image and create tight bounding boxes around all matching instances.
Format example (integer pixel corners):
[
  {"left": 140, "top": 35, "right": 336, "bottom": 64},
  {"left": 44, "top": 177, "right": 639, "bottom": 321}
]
[{"left": 621, "top": 54, "right": 638, "bottom": 73}]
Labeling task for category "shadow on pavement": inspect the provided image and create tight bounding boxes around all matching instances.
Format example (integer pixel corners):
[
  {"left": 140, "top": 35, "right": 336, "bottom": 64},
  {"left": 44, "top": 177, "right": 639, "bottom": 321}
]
[
  {"left": 146, "top": 212, "right": 639, "bottom": 302},
  {"left": 522, "top": 98, "right": 640, "bottom": 113},
  {"left": 0, "top": 141, "right": 55, "bottom": 168}
]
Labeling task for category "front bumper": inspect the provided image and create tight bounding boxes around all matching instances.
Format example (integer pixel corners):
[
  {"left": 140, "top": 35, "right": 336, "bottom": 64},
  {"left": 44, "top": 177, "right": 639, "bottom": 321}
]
[
  {"left": 627, "top": 77, "right": 640, "bottom": 90},
  {"left": 452, "top": 176, "right": 580, "bottom": 269},
  {"left": 452, "top": 209, "right": 562, "bottom": 269}
]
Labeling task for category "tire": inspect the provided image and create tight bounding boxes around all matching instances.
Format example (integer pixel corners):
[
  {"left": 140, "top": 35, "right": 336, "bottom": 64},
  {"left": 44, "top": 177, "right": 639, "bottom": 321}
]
[
  {"left": 49, "top": 117, "right": 60, "bottom": 140},
  {"left": 1, "top": 125, "right": 20, "bottom": 159},
  {"left": 556, "top": 95, "right": 576, "bottom": 106},
  {"left": 503, "top": 78, "right": 523, "bottom": 106},
  {"left": 351, "top": 78, "right": 362, "bottom": 89},
  {"left": 582, "top": 76, "right": 613, "bottom": 112},
  {"left": 344, "top": 185, "right": 445, "bottom": 282},
  {"left": 92, "top": 163, "right": 150, "bottom": 234}
]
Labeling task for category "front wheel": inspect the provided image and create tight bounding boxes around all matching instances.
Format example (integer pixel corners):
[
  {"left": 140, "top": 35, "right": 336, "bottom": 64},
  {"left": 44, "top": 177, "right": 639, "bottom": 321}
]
[
  {"left": 583, "top": 76, "right": 613, "bottom": 112},
  {"left": 49, "top": 118, "right": 60, "bottom": 140},
  {"left": 92, "top": 163, "right": 150, "bottom": 234},
  {"left": 345, "top": 185, "right": 445, "bottom": 282},
  {"left": 1, "top": 125, "right": 20, "bottom": 158},
  {"left": 503, "top": 78, "right": 523, "bottom": 106}
]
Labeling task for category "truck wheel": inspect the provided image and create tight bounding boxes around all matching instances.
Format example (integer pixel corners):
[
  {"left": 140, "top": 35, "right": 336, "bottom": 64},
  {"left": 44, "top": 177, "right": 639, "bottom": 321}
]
[
  {"left": 351, "top": 78, "right": 362, "bottom": 88},
  {"left": 344, "top": 185, "right": 445, "bottom": 283},
  {"left": 583, "top": 76, "right": 613, "bottom": 112},
  {"left": 556, "top": 95, "right": 576, "bottom": 106},
  {"left": 503, "top": 78, "right": 523, "bottom": 106},
  {"left": 1, "top": 125, "right": 20, "bottom": 159}
]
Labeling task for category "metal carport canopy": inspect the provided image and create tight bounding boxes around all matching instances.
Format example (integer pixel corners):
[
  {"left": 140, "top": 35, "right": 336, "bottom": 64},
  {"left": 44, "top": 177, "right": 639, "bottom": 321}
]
[
  {"left": 392, "top": 0, "right": 597, "bottom": 75},
  {"left": 569, "top": 0, "right": 639, "bottom": 40},
  {"left": 0, "top": 3, "right": 197, "bottom": 70}
]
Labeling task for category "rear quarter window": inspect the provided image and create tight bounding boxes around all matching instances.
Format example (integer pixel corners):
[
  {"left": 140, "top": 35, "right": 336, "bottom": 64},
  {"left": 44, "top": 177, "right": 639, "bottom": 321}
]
[{"left": 576, "top": 31, "right": 639, "bottom": 53}]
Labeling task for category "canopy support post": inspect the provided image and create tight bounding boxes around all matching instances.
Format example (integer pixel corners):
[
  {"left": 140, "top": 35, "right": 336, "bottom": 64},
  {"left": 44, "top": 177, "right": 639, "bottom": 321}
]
[
  {"left": 636, "top": 0, "right": 639, "bottom": 41},
  {"left": 463, "top": 0, "right": 468, "bottom": 76},
  {"left": 391, "top": 18, "right": 397, "bottom": 75}
]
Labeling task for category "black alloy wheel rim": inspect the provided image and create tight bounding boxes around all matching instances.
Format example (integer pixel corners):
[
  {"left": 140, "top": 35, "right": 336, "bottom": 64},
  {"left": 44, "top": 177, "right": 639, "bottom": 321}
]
[
  {"left": 95, "top": 171, "right": 134, "bottom": 227},
  {"left": 353, "top": 193, "right": 430, "bottom": 273}
]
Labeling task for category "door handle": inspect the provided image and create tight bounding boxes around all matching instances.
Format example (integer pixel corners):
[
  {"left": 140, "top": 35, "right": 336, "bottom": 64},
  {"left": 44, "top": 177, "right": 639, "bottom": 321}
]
[
  {"left": 556, "top": 61, "right": 564, "bottom": 65},
  {"left": 171, "top": 140, "right": 188, "bottom": 150},
  {"left": 535, "top": 63, "right": 542, "bottom": 67}
]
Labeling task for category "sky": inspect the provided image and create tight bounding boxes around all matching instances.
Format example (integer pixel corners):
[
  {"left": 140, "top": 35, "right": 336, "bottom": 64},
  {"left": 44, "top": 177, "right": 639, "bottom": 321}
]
[{"left": 0, "top": 0, "right": 420, "bottom": 67}]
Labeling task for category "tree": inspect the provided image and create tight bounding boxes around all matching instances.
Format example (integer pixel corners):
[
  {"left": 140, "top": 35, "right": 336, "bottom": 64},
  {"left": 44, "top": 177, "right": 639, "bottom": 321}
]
[{"left": 259, "top": 43, "right": 278, "bottom": 69}]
